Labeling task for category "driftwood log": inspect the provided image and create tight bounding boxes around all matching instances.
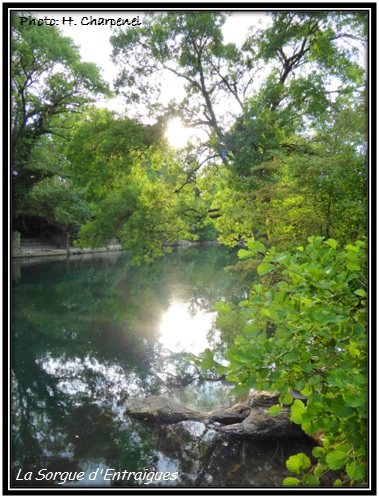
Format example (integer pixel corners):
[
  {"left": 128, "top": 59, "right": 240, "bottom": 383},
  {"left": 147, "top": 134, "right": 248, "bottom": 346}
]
[{"left": 126, "top": 391, "right": 306, "bottom": 439}]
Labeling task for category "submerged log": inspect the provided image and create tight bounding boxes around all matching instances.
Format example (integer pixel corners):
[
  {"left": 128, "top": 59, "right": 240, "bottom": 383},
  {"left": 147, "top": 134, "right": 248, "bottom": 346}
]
[
  {"left": 126, "top": 391, "right": 305, "bottom": 439},
  {"left": 211, "top": 391, "right": 304, "bottom": 439},
  {"left": 207, "top": 402, "right": 251, "bottom": 424},
  {"left": 126, "top": 396, "right": 205, "bottom": 423},
  {"left": 126, "top": 396, "right": 250, "bottom": 424},
  {"left": 216, "top": 406, "right": 302, "bottom": 439}
]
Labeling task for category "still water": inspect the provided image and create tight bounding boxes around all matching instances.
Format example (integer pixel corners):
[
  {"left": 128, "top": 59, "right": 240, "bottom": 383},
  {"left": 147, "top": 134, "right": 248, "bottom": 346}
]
[{"left": 12, "top": 246, "right": 314, "bottom": 488}]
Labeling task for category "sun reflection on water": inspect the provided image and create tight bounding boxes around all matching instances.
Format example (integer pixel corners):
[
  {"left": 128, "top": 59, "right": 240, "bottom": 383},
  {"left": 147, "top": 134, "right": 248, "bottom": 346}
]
[{"left": 158, "top": 300, "right": 216, "bottom": 354}]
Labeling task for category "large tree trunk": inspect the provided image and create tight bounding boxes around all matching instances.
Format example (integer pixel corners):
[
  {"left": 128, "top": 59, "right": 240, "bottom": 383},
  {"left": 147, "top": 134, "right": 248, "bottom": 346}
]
[
  {"left": 126, "top": 391, "right": 305, "bottom": 439},
  {"left": 214, "top": 391, "right": 303, "bottom": 439}
]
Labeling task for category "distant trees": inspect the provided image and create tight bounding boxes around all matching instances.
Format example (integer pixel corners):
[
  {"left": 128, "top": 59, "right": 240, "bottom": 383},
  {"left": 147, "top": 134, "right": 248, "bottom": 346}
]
[
  {"left": 11, "top": 10, "right": 368, "bottom": 252},
  {"left": 65, "top": 109, "right": 209, "bottom": 263},
  {"left": 22, "top": 178, "right": 92, "bottom": 250},
  {"left": 11, "top": 12, "right": 110, "bottom": 232},
  {"left": 111, "top": 11, "right": 367, "bottom": 247}
]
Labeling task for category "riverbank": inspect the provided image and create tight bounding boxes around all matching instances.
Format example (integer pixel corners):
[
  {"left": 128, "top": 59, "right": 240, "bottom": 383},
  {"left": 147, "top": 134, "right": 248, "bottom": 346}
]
[
  {"left": 12, "top": 244, "right": 123, "bottom": 259},
  {"left": 12, "top": 239, "right": 219, "bottom": 259}
]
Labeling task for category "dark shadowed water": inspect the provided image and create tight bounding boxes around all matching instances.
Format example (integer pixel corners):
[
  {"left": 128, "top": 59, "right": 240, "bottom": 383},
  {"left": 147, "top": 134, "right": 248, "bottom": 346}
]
[{"left": 11, "top": 246, "right": 315, "bottom": 489}]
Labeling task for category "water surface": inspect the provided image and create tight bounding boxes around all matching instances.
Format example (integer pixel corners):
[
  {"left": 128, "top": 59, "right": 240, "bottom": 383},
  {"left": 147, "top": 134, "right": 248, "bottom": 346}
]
[{"left": 12, "top": 247, "right": 315, "bottom": 488}]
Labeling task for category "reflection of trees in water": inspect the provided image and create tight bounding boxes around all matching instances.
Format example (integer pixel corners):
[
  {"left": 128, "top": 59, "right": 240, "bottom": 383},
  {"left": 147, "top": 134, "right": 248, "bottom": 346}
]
[
  {"left": 117, "top": 422, "right": 313, "bottom": 487},
  {"left": 12, "top": 247, "right": 313, "bottom": 487}
]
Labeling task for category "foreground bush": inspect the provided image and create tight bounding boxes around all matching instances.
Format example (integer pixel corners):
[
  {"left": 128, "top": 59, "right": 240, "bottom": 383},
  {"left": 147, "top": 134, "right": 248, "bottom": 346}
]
[{"left": 200, "top": 236, "right": 367, "bottom": 486}]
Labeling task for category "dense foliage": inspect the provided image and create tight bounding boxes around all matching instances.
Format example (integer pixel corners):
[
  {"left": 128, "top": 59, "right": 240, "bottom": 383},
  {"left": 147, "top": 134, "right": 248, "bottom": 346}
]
[
  {"left": 11, "top": 12, "right": 110, "bottom": 232},
  {"left": 12, "top": 11, "right": 367, "bottom": 253},
  {"left": 203, "top": 236, "right": 367, "bottom": 486},
  {"left": 65, "top": 108, "right": 214, "bottom": 263}
]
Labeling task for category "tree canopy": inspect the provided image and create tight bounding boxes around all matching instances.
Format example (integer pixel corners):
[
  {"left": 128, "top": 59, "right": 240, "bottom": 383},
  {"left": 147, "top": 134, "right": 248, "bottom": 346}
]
[
  {"left": 111, "top": 12, "right": 365, "bottom": 139},
  {"left": 110, "top": 11, "right": 367, "bottom": 247},
  {"left": 12, "top": 10, "right": 367, "bottom": 250},
  {"left": 11, "top": 12, "right": 111, "bottom": 229},
  {"left": 65, "top": 108, "right": 212, "bottom": 263}
]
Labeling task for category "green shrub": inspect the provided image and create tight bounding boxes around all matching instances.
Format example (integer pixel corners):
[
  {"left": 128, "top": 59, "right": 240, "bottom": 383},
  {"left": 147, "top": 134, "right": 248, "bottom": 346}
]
[{"left": 203, "top": 236, "right": 368, "bottom": 486}]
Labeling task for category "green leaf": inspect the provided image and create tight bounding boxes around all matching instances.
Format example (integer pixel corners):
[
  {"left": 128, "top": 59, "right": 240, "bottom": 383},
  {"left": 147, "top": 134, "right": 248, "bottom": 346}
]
[
  {"left": 347, "top": 344, "right": 361, "bottom": 358},
  {"left": 238, "top": 249, "right": 255, "bottom": 260},
  {"left": 245, "top": 376, "right": 257, "bottom": 389},
  {"left": 269, "top": 371, "right": 281, "bottom": 382},
  {"left": 311, "top": 311, "right": 342, "bottom": 325},
  {"left": 354, "top": 288, "right": 367, "bottom": 297},
  {"left": 347, "top": 261, "right": 361, "bottom": 271},
  {"left": 333, "top": 479, "right": 343, "bottom": 487},
  {"left": 302, "top": 474, "right": 320, "bottom": 486},
  {"left": 301, "top": 420, "right": 319, "bottom": 435},
  {"left": 186, "top": 355, "right": 198, "bottom": 362},
  {"left": 234, "top": 334, "right": 247, "bottom": 345},
  {"left": 216, "top": 365, "right": 230, "bottom": 375},
  {"left": 286, "top": 453, "right": 311, "bottom": 474},
  {"left": 312, "top": 446, "right": 325, "bottom": 458},
  {"left": 342, "top": 391, "right": 366, "bottom": 408},
  {"left": 326, "top": 450, "right": 348, "bottom": 470},
  {"left": 260, "top": 308, "right": 271, "bottom": 317},
  {"left": 227, "top": 374, "right": 240, "bottom": 383},
  {"left": 214, "top": 301, "right": 231, "bottom": 313},
  {"left": 247, "top": 240, "right": 266, "bottom": 253},
  {"left": 290, "top": 399, "right": 306, "bottom": 424},
  {"left": 309, "top": 392, "right": 324, "bottom": 408},
  {"left": 283, "top": 352, "right": 297, "bottom": 363},
  {"left": 202, "top": 348, "right": 214, "bottom": 360},
  {"left": 318, "top": 416, "right": 334, "bottom": 431},
  {"left": 327, "top": 369, "right": 348, "bottom": 388},
  {"left": 337, "top": 443, "right": 352, "bottom": 453},
  {"left": 308, "top": 375, "right": 322, "bottom": 387},
  {"left": 345, "top": 461, "right": 365, "bottom": 481},
  {"left": 268, "top": 405, "right": 282, "bottom": 416},
  {"left": 300, "top": 384, "right": 313, "bottom": 396},
  {"left": 257, "top": 262, "right": 275, "bottom": 275},
  {"left": 283, "top": 477, "right": 300, "bottom": 486},
  {"left": 299, "top": 362, "right": 313, "bottom": 374},
  {"left": 354, "top": 447, "right": 366, "bottom": 458},
  {"left": 329, "top": 397, "right": 354, "bottom": 418},
  {"left": 200, "top": 358, "right": 216, "bottom": 369},
  {"left": 279, "top": 392, "right": 293, "bottom": 405},
  {"left": 355, "top": 240, "right": 367, "bottom": 248},
  {"left": 313, "top": 465, "right": 323, "bottom": 478},
  {"left": 325, "top": 238, "right": 338, "bottom": 249},
  {"left": 234, "top": 384, "right": 248, "bottom": 395},
  {"left": 345, "top": 244, "right": 360, "bottom": 252},
  {"left": 294, "top": 380, "right": 305, "bottom": 391},
  {"left": 243, "top": 322, "right": 262, "bottom": 336}
]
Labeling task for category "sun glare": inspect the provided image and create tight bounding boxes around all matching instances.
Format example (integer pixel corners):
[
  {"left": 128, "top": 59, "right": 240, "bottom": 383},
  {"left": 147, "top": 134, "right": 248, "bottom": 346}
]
[
  {"left": 165, "top": 118, "right": 195, "bottom": 149},
  {"left": 159, "top": 301, "right": 216, "bottom": 354}
]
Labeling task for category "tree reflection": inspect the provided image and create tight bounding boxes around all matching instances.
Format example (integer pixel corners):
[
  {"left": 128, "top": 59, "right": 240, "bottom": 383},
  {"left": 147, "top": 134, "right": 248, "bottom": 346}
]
[{"left": 11, "top": 247, "right": 313, "bottom": 488}]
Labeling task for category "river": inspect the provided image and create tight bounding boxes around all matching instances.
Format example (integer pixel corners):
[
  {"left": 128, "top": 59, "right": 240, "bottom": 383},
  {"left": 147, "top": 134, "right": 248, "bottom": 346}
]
[{"left": 11, "top": 246, "right": 315, "bottom": 488}]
